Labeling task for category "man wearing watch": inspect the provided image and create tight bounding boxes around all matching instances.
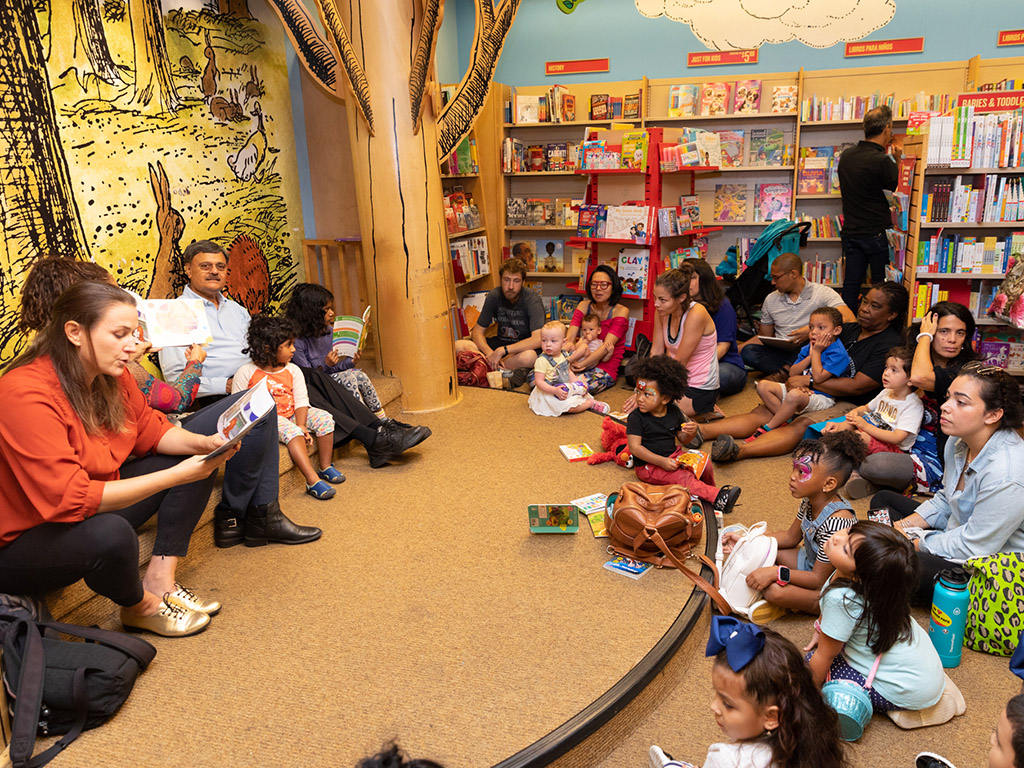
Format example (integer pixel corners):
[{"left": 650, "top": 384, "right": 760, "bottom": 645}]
[{"left": 454, "top": 257, "right": 544, "bottom": 385}]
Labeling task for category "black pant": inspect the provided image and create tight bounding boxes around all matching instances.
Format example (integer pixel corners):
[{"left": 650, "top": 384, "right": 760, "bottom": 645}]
[
  {"left": 841, "top": 232, "right": 890, "bottom": 313},
  {"left": 0, "top": 452, "right": 217, "bottom": 607},
  {"left": 871, "top": 489, "right": 957, "bottom": 607},
  {"left": 299, "top": 366, "right": 382, "bottom": 447}
]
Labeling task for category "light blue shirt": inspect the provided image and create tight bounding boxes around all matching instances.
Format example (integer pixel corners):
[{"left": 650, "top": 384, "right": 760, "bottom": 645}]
[
  {"left": 157, "top": 285, "right": 251, "bottom": 397},
  {"left": 917, "top": 428, "right": 1024, "bottom": 561}
]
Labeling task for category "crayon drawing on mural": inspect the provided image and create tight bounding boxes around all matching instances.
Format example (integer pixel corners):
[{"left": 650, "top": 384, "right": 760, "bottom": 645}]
[{"left": 0, "top": 0, "right": 304, "bottom": 365}]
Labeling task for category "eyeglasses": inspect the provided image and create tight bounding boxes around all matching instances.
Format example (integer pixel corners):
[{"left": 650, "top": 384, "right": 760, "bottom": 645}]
[
  {"left": 962, "top": 361, "right": 1005, "bottom": 377},
  {"left": 590, "top": 281, "right": 612, "bottom": 290},
  {"left": 195, "top": 263, "right": 227, "bottom": 273},
  {"left": 769, "top": 271, "right": 792, "bottom": 281}
]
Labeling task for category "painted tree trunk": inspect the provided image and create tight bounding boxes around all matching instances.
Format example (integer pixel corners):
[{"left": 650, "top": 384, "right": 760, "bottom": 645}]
[
  {"left": 128, "top": 0, "right": 180, "bottom": 114},
  {"left": 47, "top": 0, "right": 125, "bottom": 86},
  {"left": 218, "top": 0, "right": 254, "bottom": 19},
  {"left": 340, "top": 1, "right": 458, "bottom": 411},
  {"left": 0, "top": 0, "right": 90, "bottom": 362}
]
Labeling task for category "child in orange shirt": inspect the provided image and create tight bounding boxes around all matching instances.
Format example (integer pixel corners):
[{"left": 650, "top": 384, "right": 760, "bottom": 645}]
[{"left": 233, "top": 315, "right": 343, "bottom": 500}]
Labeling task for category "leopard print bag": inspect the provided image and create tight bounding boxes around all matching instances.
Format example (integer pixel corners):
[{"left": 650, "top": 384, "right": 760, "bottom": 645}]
[{"left": 964, "top": 552, "right": 1024, "bottom": 656}]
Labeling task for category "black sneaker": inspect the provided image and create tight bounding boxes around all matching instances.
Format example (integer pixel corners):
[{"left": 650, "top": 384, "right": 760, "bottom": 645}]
[
  {"left": 382, "top": 418, "right": 432, "bottom": 448},
  {"left": 713, "top": 485, "right": 741, "bottom": 515},
  {"left": 509, "top": 367, "right": 532, "bottom": 389},
  {"left": 367, "top": 423, "right": 423, "bottom": 468},
  {"left": 915, "top": 754, "right": 957, "bottom": 768}
]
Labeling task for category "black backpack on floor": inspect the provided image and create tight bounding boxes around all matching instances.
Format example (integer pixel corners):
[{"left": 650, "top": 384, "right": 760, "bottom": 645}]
[{"left": 0, "top": 615, "right": 156, "bottom": 768}]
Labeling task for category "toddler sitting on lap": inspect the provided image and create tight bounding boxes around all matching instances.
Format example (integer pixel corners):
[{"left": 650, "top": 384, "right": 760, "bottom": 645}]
[
  {"left": 567, "top": 313, "right": 612, "bottom": 370},
  {"left": 529, "top": 321, "right": 610, "bottom": 417},
  {"left": 750, "top": 306, "right": 851, "bottom": 442},
  {"left": 627, "top": 355, "right": 740, "bottom": 517}
]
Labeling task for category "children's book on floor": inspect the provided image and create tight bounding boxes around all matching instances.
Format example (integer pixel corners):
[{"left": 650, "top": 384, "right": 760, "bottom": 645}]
[
  {"left": 331, "top": 306, "right": 372, "bottom": 358},
  {"left": 604, "top": 555, "right": 653, "bottom": 579},
  {"left": 586, "top": 512, "right": 609, "bottom": 538},
  {"left": 570, "top": 492, "right": 608, "bottom": 516},
  {"left": 137, "top": 299, "right": 213, "bottom": 348},
  {"left": 527, "top": 504, "right": 580, "bottom": 533},
  {"left": 559, "top": 443, "right": 594, "bottom": 462}
]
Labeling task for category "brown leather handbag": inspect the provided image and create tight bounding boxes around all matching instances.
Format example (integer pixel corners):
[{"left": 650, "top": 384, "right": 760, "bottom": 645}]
[{"left": 607, "top": 481, "right": 731, "bottom": 614}]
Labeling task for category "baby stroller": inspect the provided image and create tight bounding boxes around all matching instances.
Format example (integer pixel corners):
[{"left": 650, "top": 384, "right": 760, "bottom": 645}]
[{"left": 721, "top": 219, "right": 811, "bottom": 338}]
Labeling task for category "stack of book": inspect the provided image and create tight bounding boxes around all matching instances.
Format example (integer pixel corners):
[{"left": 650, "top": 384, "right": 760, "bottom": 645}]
[
  {"left": 803, "top": 258, "right": 844, "bottom": 286},
  {"left": 794, "top": 213, "right": 843, "bottom": 238},
  {"left": 925, "top": 107, "right": 1024, "bottom": 169}
]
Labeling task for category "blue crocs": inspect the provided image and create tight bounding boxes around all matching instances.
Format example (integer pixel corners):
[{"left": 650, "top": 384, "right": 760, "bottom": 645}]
[
  {"left": 305, "top": 480, "right": 336, "bottom": 500},
  {"left": 317, "top": 465, "right": 346, "bottom": 484}
]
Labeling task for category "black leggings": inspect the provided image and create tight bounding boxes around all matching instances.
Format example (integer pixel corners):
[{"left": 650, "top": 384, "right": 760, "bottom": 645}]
[
  {"left": 870, "top": 490, "right": 958, "bottom": 607},
  {"left": 0, "top": 451, "right": 216, "bottom": 607}
]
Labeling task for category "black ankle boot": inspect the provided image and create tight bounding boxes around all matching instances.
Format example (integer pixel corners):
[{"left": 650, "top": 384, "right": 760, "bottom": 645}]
[
  {"left": 243, "top": 500, "right": 322, "bottom": 547},
  {"left": 214, "top": 505, "right": 244, "bottom": 549}
]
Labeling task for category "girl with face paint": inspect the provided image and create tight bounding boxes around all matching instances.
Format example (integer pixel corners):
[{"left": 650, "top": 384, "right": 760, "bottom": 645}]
[{"left": 720, "top": 431, "right": 867, "bottom": 624}]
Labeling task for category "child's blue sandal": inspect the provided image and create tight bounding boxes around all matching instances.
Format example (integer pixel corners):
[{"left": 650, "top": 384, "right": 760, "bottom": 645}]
[
  {"left": 306, "top": 480, "right": 336, "bottom": 500},
  {"left": 317, "top": 465, "right": 346, "bottom": 484}
]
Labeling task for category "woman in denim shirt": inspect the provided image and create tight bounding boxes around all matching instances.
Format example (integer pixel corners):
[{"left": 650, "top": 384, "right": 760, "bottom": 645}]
[{"left": 871, "top": 362, "right": 1024, "bottom": 605}]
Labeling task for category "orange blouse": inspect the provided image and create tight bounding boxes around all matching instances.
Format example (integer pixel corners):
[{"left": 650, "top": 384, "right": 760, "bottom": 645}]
[{"left": 0, "top": 356, "right": 172, "bottom": 546}]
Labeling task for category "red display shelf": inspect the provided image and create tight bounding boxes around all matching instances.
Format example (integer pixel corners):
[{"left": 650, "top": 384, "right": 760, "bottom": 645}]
[
  {"left": 660, "top": 165, "right": 719, "bottom": 174},
  {"left": 574, "top": 168, "right": 646, "bottom": 175},
  {"left": 565, "top": 237, "right": 650, "bottom": 248},
  {"left": 661, "top": 226, "right": 723, "bottom": 238}
]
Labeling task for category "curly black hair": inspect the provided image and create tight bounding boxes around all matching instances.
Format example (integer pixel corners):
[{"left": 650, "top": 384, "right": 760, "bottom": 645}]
[
  {"left": 284, "top": 282, "right": 335, "bottom": 339},
  {"left": 243, "top": 313, "right": 297, "bottom": 369},
  {"left": 793, "top": 430, "right": 867, "bottom": 486},
  {"left": 632, "top": 354, "right": 689, "bottom": 402}
]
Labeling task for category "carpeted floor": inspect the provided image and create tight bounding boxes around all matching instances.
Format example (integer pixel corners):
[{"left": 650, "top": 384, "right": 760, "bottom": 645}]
[{"left": 38, "top": 379, "right": 1021, "bottom": 767}]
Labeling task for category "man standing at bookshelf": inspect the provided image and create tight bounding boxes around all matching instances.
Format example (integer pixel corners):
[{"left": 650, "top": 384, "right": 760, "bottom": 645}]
[
  {"left": 838, "top": 105, "right": 901, "bottom": 312},
  {"left": 739, "top": 252, "right": 852, "bottom": 379},
  {"left": 455, "top": 257, "right": 544, "bottom": 387}
]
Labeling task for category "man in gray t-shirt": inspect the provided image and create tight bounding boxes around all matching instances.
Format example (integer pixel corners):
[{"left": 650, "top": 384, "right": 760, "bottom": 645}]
[{"left": 739, "top": 252, "right": 853, "bottom": 376}]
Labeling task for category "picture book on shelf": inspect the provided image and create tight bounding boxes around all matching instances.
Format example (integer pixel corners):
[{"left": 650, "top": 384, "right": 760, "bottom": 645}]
[
  {"left": 771, "top": 85, "right": 798, "bottom": 113},
  {"left": 460, "top": 292, "right": 488, "bottom": 331},
  {"left": 604, "top": 555, "right": 653, "bottom": 579},
  {"left": 559, "top": 443, "right": 594, "bottom": 462},
  {"left": 546, "top": 142, "right": 569, "bottom": 171},
  {"left": 714, "top": 184, "right": 748, "bottom": 222},
  {"left": 331, "top": 306, "right": 372, "bottom": 358},
  {"left": 696, "top": 131, "right": 721, "bottom": 167},
  {"left": 748, "top": 128, "right": 786, "bottom": 166},
  {"left": 563, "top": 94, "right": 576, "bottom": 122},
  {"left": 527, "top": 504, "right": 580, "bottom": 534},
  {"left": 617, "top": 247, "right": 649, "bottom": 299},
  {"left": 797, "top": 156, "right": 829, "bottom": 194},
  {"left": 590, "top": 94, "right": 609, "bottom": 120},
  {"left": 658, "top": 207, "right": 681, "bottom": 237},
  {"left": 734, "top": 80, "right": 761, "bottom": 114},
  {"left": 604, "top": 205, "right": 651, "bottom": 243},
  {"left": 136, "top": 299, "right": 213, "bottom": 348},
  {"left": 576, "top": 204, "right": 607, "bottom": 238},
  {"left": 557, "top": 294, "right": 583, "bottom": 322},
  {"left": 700, "top": 83, "right": 730, "bottom": 116},
  {"left": 515, "top": 94, "right": 540, "bottom": 124},
  {"left": 756, "top": 183, "right": 792, "bottom": 222},
  {"left": 527, "top": 145, "right": 546, "bottom": 172},
  {"left": 624, "top": 92, "right": 642, "bottom": 120},
  {"left": 716, "top": 130, "right": 744, "bottom": 168},
  {"left": 509, "top": 240, "right": 537, "bottom": 270},
  {"left": 668, "top": 84, "right": 699, "bottom": 117},
  {"left": 620, "top": 131, "right": 649, "bottom": 170},
  {"left": 679, "top": 195, "right": 702, "bottom": 228}
]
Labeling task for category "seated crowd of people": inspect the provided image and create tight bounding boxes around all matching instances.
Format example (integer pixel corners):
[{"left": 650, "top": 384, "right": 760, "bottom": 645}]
[{"left": 1, "top": 243, "right": 1022, "bottom": 767}]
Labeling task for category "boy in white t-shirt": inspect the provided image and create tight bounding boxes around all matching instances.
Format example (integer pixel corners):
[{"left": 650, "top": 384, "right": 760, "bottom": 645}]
[{"left": 823, "top": 346, "right": 923, "bottom": 456}]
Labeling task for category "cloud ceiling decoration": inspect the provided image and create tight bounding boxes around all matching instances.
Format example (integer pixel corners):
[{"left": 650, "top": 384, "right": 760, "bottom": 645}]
[{"left": 635, "top": 0, "right": 897, "bottom": 50}]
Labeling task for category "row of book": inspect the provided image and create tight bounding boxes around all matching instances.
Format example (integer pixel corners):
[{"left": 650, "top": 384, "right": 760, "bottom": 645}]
[
  {"left": 914, "top": 232, "right": 1024, "bottom": 275},
  {"left": 579, "top": 131, "right": 650, "bottom": 170},
  {"left": 657, "top": 198, "right": 703, "bottom": 236},
  {"left": 577, "top": 204, "right": 654, "bottom": 243},
  {"left": 442, "top": 137, "right": 478, "bottom": 176},
  {"left": 501, "top": 138, "right": 580, "bottom": 173},
  {"left": 659, "top": 128, "right": 794, "bottom": 171},
  {"left": 508, "top": 89, "right": 641, "bottom": 124},
  {"left": 506, "top": 197, "right": 582, "bottom": 228},
  {"left": 799, "top": 92, "right": 953, "bottom": 123},
  {"left": 796, "top": 144, "right": 855, "bottom": 195},
  {"left": 912, "top": 283, "right": 952, "bottom": 320},
  {"left": 506, "top": 239, "right": 587, "bottom": 274},
  {"left": 925, "top": 108, "right": 1024, "bottom": 169},
  {"left": 979, "top": 79, "right": 1023, "bottom": 92},
  {"left": 713, "top": 183, "right": 793, "bottom": 223},
  {"left": 803, "top": 258, "right": 844, "bottom": 286},
  {"left": 794, "top": 212, "right": 844, "bottom": 238},
  {"left": 443, "top": 191, "right": 482, "bottom": 234},
  {"left": 450, "top": 237, "right": 490, "bottom": 284},
  {"left": 922, "top": 175, "right": 1024, "bottom": 223},
  {"left": 667, "top": 82, "right": 797, "bottom": 117}
]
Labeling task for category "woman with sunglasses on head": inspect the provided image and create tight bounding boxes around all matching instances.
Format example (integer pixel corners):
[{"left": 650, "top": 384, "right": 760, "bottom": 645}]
[
  {"left": 850, "top": 301, "right": 976, "bottom": 498},
  {"left": 563, "top": 265, "right": 630, "bottom": 394},
  {"left": 870, "top": 361, "right": 1024, "bottom": 605}
]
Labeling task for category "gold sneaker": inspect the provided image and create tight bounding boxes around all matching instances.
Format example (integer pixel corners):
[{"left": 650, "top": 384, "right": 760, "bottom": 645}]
[
  {"left": 165, "top": 583, "right": 221, "bottom": 616},
  {"left": 121, "top": 599, "right": 210, "bottom": 638},
  {"left": 747, "top": 600, "right": 789, "bottom": 625}
]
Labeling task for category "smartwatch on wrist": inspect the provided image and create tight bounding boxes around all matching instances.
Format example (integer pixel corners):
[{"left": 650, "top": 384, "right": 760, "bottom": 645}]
[{"left": 776, "top": 565, "right": 791, "bottom": 586}]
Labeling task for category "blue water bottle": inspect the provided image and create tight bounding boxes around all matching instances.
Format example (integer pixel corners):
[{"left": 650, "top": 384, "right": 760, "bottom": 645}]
[{"left": 928, "top": 567, "right": 970, "bottom": 668}]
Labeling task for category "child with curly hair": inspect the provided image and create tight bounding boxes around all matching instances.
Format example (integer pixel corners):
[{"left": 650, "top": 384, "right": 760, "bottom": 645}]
[
  {"left": 233, "top": 314, "right": 344, "bottom": 500},
  {"left": 627, "top": 355, "right": 740, "bottom": 517}
]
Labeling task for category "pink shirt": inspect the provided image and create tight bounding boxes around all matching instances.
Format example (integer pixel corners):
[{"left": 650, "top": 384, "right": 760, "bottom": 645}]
[
  {"left": 570, "top": 307, "right": 629, "bottom": 379},
  {"left": 664, "top": 305, "right": 719, "bottom": 391}
]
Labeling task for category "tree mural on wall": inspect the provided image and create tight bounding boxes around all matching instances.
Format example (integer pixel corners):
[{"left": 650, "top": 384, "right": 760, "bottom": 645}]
[
  {"left": 128, "top": 0, "right": 180, "bottom": 114},
  {"left": 266, "top": 0, "right": 521, "bottom": 410},
  {"left": 47, "top": 0, "right": 126, "bottom": 86}
]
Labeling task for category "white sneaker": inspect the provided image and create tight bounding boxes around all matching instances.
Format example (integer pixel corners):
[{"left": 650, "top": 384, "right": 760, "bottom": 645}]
[
  {"left": 649, "top": 745, "right": 689, "bottom": 768},
  {"left": 916, "top": 752, "right": 958, "bottom": 768}
]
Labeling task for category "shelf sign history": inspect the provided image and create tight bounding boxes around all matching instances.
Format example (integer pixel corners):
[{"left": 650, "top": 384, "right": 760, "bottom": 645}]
[
  {"left": 956, "top": 90, "right": 1024, "bottom": 112},
  {"left": 844, "top": 37, "right": 924, "bottom": 57},
  {"left": 687, "top": 49, "right": 758, "bottom": 67},
  {"left": 998, "top": 29, "right": 1024, "bottom": 47},
  {"left": 545, "top": 58, "right": 609, "bottom": 76}
]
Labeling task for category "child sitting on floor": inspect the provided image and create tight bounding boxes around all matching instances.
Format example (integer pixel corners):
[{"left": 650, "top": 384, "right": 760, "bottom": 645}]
[
  {"left": 749, "top": 306, "right": 851, "bottom": 442},
  {"left": 823, "top": 345, "right": 923, "bottom": 460},
  {"left": 234, "top": 315, "right": 345, "bottom": 500},
  {"left": 567, "top": 313, "right": 612, "bottom": 369},
  {"left": 649, "top": 616, "right": 846, "bottom": 768},
  {"left": 627, "top": 355, "right": 740, "bottom": 516},
  {"left": 722, "top": 431, "right": 865, "bottom": 625},
  {"left": 528, "top": 321, "right": 610, "bottom": 417}
]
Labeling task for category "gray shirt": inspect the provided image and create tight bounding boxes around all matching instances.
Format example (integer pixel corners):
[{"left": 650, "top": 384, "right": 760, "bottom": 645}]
[
  {"left": 477, "top": 286, "right": 545, "bottom": 346},
  {"left": 760, "top": 280, "right": 845, "bottom": 338}
]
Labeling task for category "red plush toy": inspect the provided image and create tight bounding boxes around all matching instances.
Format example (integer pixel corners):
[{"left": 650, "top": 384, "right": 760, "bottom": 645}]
[{"left": 587, "top": 416, "right": 634, "bottom": 468}]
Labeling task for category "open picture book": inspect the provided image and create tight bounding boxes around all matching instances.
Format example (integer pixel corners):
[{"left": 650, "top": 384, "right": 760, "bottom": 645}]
[
  {"left": 331, "top": 306, "right": 372, "bottom": 359},
  {"left": 203, "top": 378, "right": 276, "bottom": 461},
  {"left": 137, "top": 299, "right": 213, "bottom": 348}
]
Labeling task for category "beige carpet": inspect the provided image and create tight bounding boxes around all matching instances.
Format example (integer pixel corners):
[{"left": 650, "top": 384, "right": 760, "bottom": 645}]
[{"left": 38, "top": 380, "right": 1021, "bottom": 768}]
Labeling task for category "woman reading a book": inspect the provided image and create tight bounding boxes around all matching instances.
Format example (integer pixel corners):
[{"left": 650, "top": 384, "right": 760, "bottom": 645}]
[
  {"left": 0, "top": 282, "right": 238, "bottom": 638},
  {"left": 563, "top": 265, "right": 630, "bottom": 394}
]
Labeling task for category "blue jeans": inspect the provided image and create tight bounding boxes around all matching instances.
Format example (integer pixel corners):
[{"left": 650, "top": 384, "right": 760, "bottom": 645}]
[
  {"left": 740, "top": 343, "right": 798, "bottom": 376},
  {"left": 841, "top": 232, "right": 891, "bottom": 313},
  {"left": 718, "top": 361, "right": 748, "bottom": 396}
]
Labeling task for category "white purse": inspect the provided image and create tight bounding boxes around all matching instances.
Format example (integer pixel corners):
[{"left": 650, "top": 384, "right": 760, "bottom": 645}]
[{"left": 716, "top": 522, "right": 779, "bottom": 617}]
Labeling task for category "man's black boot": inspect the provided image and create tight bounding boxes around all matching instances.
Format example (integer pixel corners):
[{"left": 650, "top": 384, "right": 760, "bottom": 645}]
[
  {"left": 213, "top": 504, "right": 244, "bottom": 549},
  {"left": 243, "top": 500, "right": 322, "bottom": 547},
  {"left": 381, "top": 418, "right": 432, "bottom": 449}
]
